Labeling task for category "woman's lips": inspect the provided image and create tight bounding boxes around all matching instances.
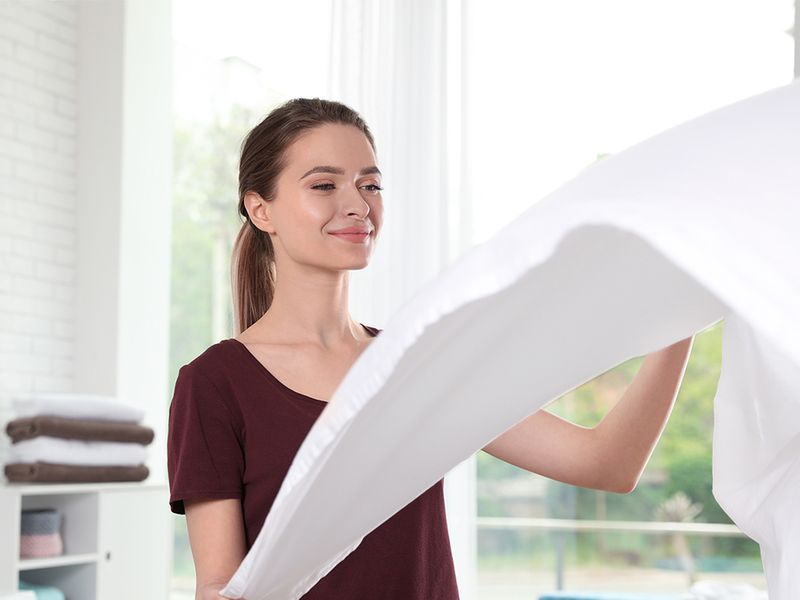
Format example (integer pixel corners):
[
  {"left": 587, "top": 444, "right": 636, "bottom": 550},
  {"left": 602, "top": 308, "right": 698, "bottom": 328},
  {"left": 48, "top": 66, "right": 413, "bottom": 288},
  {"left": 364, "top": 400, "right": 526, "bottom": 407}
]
[{"left": 329, "top": 232, "right": 370, "bottom": 244}]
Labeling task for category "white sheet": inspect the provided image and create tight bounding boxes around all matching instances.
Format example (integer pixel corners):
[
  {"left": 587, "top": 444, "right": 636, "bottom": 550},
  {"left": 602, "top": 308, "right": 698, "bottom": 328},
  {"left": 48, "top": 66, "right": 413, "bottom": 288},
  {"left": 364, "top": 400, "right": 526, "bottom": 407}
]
[{"left": 220, "top": 80, "right": 800, "bottom": 600}]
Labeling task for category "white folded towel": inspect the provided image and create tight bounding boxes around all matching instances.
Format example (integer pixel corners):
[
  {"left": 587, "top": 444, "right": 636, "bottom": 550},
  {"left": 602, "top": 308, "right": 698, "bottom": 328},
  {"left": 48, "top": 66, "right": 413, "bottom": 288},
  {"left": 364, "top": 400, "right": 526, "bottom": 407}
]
[
  {"left": 8, "top": 436, "right": 148, "bottom": 467},
  {"left": 12, "top": 393, "right": 145, "bottom": 423}
]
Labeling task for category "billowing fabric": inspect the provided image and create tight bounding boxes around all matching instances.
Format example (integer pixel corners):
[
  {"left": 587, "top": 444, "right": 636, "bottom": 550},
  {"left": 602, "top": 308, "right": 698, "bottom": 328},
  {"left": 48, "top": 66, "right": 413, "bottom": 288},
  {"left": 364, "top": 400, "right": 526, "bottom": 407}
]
[{"left": 221, "top": 80, "right": 800, "bottom": 600}]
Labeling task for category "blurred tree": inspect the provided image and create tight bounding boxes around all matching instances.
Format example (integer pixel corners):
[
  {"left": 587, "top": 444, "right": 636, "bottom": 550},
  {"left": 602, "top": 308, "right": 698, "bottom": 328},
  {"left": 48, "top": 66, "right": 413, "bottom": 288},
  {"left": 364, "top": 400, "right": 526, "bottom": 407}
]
[
  {"left": 655, "top": 491, "right": 703, "bottom": 585},
  {"left": 170, "top": 102, "right": 262, "bottom": 376}
]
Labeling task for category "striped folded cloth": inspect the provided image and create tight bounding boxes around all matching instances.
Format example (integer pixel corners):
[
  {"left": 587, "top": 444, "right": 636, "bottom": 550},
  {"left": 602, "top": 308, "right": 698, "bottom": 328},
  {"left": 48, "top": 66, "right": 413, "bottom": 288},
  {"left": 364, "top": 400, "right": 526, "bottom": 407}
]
[{"left": 19, "top": 509, "right": 63, "bottom": 559}]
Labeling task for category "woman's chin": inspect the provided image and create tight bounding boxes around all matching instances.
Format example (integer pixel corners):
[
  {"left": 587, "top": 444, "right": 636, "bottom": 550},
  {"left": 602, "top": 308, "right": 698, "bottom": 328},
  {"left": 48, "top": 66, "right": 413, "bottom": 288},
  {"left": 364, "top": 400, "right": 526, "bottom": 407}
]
[{"left": 338, "top": 255, "right": 371, "bottom": 271}]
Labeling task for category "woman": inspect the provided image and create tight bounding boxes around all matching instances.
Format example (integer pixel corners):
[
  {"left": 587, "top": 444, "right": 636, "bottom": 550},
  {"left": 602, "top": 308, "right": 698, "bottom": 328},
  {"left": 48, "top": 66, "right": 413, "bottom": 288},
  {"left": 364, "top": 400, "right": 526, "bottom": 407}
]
[{"left": 167, "top": 98, "right": 694, "bottom": 600}]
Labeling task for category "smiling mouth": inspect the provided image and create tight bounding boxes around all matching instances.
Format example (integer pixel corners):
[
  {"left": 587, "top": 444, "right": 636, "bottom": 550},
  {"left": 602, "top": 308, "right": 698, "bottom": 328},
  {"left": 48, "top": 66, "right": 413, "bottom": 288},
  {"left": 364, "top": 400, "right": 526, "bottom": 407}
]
[{"left": 329, "top": 231, "right": 371, "bottom": 243}]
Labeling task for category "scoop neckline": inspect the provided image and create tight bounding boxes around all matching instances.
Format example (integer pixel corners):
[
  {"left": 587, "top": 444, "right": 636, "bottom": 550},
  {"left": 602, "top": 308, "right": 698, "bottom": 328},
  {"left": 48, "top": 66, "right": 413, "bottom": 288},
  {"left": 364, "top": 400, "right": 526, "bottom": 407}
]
[{"left": 227, "top": 323, "right": 379, "bottom": 406}]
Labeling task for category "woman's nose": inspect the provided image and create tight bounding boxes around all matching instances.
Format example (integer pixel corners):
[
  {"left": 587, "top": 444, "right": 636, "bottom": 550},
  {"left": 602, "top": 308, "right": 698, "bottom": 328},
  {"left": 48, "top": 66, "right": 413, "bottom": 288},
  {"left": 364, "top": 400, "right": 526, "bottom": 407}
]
[{"left": 344, "top": 186, "right": 370, "bottom": 217}]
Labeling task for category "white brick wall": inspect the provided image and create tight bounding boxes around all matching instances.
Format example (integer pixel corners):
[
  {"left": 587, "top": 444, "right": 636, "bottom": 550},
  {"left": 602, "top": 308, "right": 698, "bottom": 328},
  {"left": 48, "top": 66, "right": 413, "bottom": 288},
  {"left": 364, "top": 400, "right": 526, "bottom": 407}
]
[{"left": 0, "top": 0, "right": 78, "bottom": 465}]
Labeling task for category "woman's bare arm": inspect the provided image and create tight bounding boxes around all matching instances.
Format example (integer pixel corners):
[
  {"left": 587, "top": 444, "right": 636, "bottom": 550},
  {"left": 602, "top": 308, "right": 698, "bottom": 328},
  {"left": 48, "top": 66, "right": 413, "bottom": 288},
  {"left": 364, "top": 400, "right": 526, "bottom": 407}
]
[
  {"left": 184, "top": 498, "right": 248, "bottom": 600},
  {"left": 482, "top": 335, "right": 694, "bottom": 493}
]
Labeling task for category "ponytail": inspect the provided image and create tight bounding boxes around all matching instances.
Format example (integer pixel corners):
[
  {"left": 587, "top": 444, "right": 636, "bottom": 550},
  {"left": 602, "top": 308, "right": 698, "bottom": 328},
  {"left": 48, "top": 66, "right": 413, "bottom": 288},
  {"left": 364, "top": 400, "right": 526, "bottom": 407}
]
[{"left": 231, "top": 219, "right": 276, "bottom": 335}]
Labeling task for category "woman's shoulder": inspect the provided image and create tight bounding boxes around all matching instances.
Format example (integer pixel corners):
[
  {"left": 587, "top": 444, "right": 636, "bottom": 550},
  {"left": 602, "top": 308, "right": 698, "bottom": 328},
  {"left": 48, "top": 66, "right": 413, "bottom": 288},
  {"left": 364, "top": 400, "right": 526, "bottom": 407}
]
[
  {"left": 171, "top": 340, "right": 246, "bottom": 425},
  {"left": 175, "top": 339, "right": 245, "bottom": 397},
  {"left": 186, "top": 338, "right": 236, "bottom": 367},
  {"left": 182, "top": 338, "right": 237, "bottom": 371}
]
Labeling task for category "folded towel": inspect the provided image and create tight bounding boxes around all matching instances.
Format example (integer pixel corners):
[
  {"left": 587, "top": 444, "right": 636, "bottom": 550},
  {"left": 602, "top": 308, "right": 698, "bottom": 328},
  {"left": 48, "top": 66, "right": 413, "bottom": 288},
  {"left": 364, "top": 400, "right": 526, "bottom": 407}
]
[
  {"left": 19, "top": 580, "right": 65, "bottom": 600},
  {"left": 12, "top": 393, "right": 144, "bottom": 423},
  {"left": 19, "top": 532, "right": 63, "bottom": 559},
  {"left": 21, "top": 509, "right": 60, "bottom": 535},
  {"left": 4, "top": 462, "right": 149, "bottom": 483},
  {"left": 2, "top": 591, "right": 37, "bottom": 600},
  {"left": 6, "top": 416, "right": 155, "bottom": 445},
  {"left": 8, "top": 436, "right": 147, "bottom": 466}
]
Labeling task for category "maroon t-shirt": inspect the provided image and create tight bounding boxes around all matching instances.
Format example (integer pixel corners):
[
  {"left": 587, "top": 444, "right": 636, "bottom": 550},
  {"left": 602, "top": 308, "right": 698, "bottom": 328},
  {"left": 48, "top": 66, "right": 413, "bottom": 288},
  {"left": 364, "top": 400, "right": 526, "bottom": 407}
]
[{"left": 167, "top": 324, "right": 460, "bottom": 599}]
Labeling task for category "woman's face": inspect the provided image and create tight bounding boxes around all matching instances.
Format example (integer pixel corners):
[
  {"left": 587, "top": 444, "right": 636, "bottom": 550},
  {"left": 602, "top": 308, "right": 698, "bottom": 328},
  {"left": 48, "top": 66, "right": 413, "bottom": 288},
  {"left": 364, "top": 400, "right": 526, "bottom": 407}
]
[{"left": 247, "top": 122, "right": 384, "bottom": 274}]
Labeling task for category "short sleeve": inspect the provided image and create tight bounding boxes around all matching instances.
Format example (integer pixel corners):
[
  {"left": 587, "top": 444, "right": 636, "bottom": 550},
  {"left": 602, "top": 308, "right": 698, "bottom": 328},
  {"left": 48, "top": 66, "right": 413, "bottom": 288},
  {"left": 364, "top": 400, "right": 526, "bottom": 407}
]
[{"left": 167, "top": 362, "right": 245, "bottom": 514}]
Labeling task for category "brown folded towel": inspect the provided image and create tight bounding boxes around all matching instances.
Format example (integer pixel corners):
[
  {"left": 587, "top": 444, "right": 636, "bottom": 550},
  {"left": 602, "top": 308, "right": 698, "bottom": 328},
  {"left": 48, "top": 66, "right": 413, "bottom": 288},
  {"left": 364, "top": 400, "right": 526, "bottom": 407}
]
[
  {"left": 4, "top": 462, "right": 149, "bottom": 483},
  {"left": 6, "top": 416, "right": 154, "bottom": 445}
]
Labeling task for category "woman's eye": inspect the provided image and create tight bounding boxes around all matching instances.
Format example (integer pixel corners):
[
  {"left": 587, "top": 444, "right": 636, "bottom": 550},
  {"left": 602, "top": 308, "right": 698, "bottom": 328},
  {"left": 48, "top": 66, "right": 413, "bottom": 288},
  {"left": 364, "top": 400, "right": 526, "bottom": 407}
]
[{"left": 311, "top": 183, "right": 384, "bottom": 192}]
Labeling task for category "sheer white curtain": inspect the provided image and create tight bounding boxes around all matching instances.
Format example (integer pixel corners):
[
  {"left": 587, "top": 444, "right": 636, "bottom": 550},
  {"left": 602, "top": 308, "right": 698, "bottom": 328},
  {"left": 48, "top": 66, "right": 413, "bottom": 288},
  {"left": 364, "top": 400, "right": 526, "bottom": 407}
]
[{"left": 326, "top": 0, "right": 477, "bottom": 597}]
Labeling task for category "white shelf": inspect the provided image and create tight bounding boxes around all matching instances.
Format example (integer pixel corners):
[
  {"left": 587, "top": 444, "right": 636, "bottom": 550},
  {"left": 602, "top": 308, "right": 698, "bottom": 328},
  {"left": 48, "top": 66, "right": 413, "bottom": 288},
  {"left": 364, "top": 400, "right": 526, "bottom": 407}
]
[
  {"left": 18, "top": 553, "right": 100, "bottom": 571},
  {"left": 0, "top": 482, "right": 171, "bottom": 599},
  {"left": 0, "top": 479, "right": 166, "bottom": 496}
]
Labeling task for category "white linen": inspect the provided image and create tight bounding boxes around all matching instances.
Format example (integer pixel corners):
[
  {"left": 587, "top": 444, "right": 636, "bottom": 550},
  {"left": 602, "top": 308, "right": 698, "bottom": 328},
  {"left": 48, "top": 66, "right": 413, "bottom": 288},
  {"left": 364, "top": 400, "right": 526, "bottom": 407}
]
[
  {"left": 220, "top": 80, "right": 800, "bottom": 600},
  {"left": 12, "top": 393, "right": 145, "bottom": 423},
  {"left": 7, "top": 436, "right": 147, "bottom": 467}
]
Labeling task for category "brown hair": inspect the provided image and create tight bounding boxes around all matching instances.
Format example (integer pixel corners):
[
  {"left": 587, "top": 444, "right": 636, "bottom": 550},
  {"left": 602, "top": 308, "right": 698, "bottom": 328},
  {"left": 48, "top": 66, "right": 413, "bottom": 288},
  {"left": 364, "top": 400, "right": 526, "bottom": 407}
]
[{"left": 231, "top": 98, "right": 377, "bottom": 335}]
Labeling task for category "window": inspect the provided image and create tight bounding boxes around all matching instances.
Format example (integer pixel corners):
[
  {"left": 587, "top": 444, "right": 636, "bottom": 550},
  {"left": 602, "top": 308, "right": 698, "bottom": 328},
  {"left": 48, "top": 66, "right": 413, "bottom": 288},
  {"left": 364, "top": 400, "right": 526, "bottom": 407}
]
[{"left": 465, "top": 1, "right": 794, "bottom": 596}]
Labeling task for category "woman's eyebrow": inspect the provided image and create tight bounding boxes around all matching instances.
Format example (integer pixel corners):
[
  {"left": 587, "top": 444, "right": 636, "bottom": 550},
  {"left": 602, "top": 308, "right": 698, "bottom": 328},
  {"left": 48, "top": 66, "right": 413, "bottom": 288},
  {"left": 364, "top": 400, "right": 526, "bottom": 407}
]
[{"left": 299, "top": 165, "right": 382, "bottom": 180}]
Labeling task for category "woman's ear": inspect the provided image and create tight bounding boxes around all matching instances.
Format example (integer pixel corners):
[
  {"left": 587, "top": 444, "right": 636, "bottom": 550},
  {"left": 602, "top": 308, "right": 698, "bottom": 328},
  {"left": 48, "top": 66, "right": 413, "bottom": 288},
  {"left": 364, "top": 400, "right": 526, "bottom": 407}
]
[{"left": 244, "top": 191, "right": 276, "bottom": 235}]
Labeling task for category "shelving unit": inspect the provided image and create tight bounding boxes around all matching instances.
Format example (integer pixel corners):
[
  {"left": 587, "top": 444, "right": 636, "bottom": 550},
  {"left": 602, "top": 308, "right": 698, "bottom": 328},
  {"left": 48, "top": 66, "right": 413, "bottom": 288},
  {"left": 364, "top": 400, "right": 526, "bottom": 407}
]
[{"left": 0, "top": 481, "right": 171, "bottom": 599}]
